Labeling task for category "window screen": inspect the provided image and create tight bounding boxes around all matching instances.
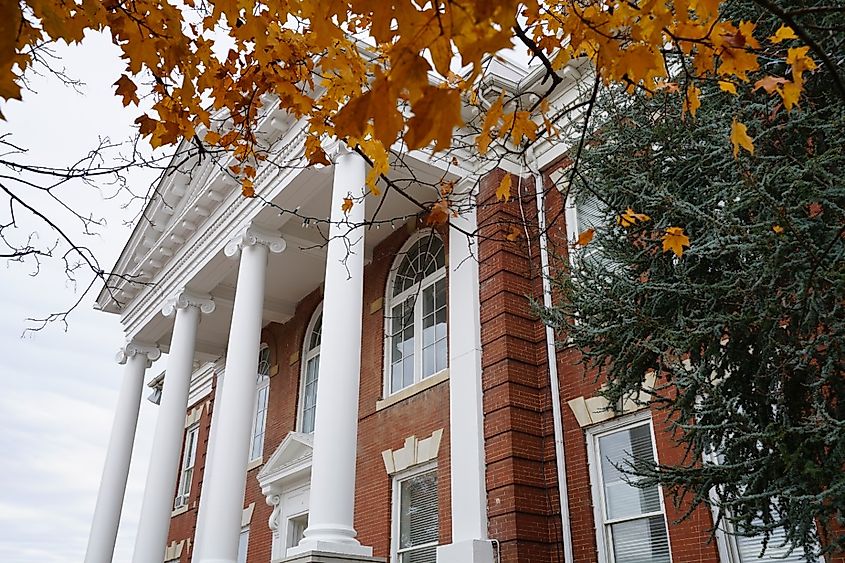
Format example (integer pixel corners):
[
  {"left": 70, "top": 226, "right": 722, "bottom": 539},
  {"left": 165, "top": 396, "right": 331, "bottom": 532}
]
[{"left": 396, "top": 469, "right": 439, "bottom": 563}]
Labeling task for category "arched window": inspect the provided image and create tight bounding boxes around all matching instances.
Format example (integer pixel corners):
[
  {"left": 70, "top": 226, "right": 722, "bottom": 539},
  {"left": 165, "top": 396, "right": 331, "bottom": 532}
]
[
  {"left": 386, "top": 232, "right": 447, "bottom": 395},
  {"left": 299, "top": 305, "right": 322, "bottom": 433},
  {"left": 249, "top": 345, "right": 271, "bottom": 461}
]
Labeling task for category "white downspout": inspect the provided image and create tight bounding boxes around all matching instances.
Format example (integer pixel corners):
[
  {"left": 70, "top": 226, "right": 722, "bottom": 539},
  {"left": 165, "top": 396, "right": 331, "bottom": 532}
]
[{"left": 529, "top": 152, "right": 574, "bottom": 562}]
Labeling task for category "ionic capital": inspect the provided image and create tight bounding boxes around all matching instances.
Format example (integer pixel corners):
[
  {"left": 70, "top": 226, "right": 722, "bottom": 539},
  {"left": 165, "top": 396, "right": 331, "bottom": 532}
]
[
  {"left": 224, "top": 223, "right": 286, "bottom": 258},
  {"left": 324, "top": 139, "right": 354, "bottom": 164},
  {"left": 162, "top": 289, "right": 216, "bottom": 317},
  {"left": 116, "top": 341, "right": 161, "bottom": 366}
]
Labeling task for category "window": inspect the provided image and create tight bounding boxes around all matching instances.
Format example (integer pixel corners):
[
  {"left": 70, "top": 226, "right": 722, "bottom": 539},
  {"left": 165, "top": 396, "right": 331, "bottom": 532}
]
[
  {"left": 588, "top": 414, "right": 671, "bottom": 563},
  {"left": 287, "top": 513, "right": 308, "bottom": 549},
  {"left": 299, "top": 306, "right": 322, "bottom": 433},
  {"left": 174, "top": 424, "right": 199, "bottom": 509},
  {"left": 249, "top": 346, "right": 271, "bottom": 462},
  {"left": 392, "top": 466, "right": 439, "bottom": 563},
  {"left": 386, "top": 233, "right": 447, "bottom": 395},
  {"left": 237, "top": 526, "right": 249, "bottom": 563}
]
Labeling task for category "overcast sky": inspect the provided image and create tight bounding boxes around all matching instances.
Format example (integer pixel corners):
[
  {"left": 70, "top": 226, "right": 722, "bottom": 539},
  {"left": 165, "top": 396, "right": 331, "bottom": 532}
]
[{"left": 0, "top": 32, "right": 170, "bottom": 563}]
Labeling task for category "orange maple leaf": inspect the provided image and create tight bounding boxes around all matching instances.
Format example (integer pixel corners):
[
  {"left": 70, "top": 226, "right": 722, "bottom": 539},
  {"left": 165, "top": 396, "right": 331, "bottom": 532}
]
[
  {"left": 341, "top": 197, "right": 353, "bottom": 215},
  {"left": 662, "top": 227, "right": 690, "bottom": 257},
  {"left": 576, "top": 228, "right": 595, "bottom": 247},
  {"left": 241, "top": 178, "right": 255, "bottom": 198}
]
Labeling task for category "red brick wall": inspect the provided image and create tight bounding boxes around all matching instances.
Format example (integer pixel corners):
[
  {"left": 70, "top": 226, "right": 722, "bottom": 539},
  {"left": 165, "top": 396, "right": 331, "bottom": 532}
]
[{"left": 165, "top": 222, "right": 453, "bottom": 563}]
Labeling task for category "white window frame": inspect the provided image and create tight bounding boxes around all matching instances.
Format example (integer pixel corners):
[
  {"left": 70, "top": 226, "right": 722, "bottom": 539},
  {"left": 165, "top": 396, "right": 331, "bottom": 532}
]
[
  {"left": 297, "top": 303, "right": 322, "bottom": 433},
  {"left": 391, "top": 461, "right": 439, "bottom": 563},
  {"left": 248, "top": 344, "right": 271, "bottom": 463},
  {"left": 586, "top": 410, "right": 673, "bottom": 563},
  {"left": 237, "top": 525, "right": 250, "bottom": 563},
  {"left": 383, "top": 230, "right": 448, "bottom": 397},
  {"left": 174, "top": 423, "right": 199, "bottom": 510}
]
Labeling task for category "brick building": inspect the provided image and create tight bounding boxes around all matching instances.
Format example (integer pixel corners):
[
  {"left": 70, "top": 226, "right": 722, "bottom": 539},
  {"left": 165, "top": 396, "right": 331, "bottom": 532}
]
[{"left": 84, "top": 56, "right": 829, "bottom": 563}]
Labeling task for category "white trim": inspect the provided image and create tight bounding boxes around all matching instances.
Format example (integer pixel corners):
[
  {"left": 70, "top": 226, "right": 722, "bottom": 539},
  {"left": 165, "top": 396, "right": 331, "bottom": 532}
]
[
  {"left": 391, "top": 462, "right": 439, "bottom": 563},
  {"left": 297, "top": 303, "right": 323, "bottom": 433},
  {"left": 174, "top": 423, "right": 200, "bottom": 510},
  {"left": 585, "top": 410, "right": 673, "bottom": 563},
  {"left": 248, "top": 343, "right": 271, "bottom": 462},
  {"left": 375, "top": 368, "right": 449, "bottom": 411},
  {"left": 382, "top": 229, "right": 448, "bottom": 398}
]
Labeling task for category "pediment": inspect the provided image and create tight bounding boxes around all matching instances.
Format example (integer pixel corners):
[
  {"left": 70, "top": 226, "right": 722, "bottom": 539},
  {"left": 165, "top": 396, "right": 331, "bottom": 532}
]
[{"left": 257, "top": 431, "right": 313, "bottom": 491}]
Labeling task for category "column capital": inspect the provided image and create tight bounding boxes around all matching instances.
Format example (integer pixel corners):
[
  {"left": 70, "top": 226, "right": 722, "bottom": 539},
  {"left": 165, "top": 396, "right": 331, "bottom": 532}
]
[
  {"left": 224, "top": 223, "right": 286, "bottom": 258},
  {"left": 162, "top": 289, "right": 216, "bottom": 317},
  {"left": 116, "top": 342, "right": 161, "bottom": 366},
  {"left": 324, "top": 139, "right": 354, "bottom": 164}
]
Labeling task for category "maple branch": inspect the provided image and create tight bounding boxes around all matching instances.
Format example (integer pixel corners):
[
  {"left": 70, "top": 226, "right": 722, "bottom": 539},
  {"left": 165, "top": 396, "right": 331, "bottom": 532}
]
[{"left": 752, "top": 0, "right": 845, "bottom": 103}]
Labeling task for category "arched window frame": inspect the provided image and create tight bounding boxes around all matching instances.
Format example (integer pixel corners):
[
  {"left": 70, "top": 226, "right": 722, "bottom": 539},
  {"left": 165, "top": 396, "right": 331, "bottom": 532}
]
[
  {"left": 249, "top": 343, "right": 271, "bottom": 462},
  {"left": 383, "top": 230, "right": 448, "bottom": 397},
  {"left": 297, "top": 303, "right": 323, "bottom": 433}
]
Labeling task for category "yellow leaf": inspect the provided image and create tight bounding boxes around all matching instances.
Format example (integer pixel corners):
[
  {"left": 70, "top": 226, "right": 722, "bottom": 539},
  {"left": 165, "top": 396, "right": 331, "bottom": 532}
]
[
  {"left": 718, "top": 81, "right": 737, "bottom": 95},
  {"left": 772, "top": 224, "right": 784, "bottom": 234},
  {"left": 662, "top": 227, "right": 690, "bottom": 257},
  {"left": 730, "top": 119, "right": 754, "bottom": 158},
  {"left": 505, "top": 225, "right": 522, "bottom": 242},
  {"left": 684, "top": 85, "right": 701, "bottom": 118},
  {"left": 576, "top": 228, "right": 595, "bottom": 247},
  {"left": 496, "top": 174, "right": 512, "bottom": 202},
  {"left": 617, "top": 208, "right": 651, "bottom": 228},
  {"left": 341, "top": 197, "right": 353, "bottom": 215},
  {"left": 781, "top": 80, "right": 801, "bottom": 111},
  {"left": 204, "top": 131, "right": 221, "bottom": 145},
  {"left": 477, "top": 91, "right": 504, "bottom": 154},
  {"left": 404, "top": 86, "right": 463, "bottom": 151},
  {"left": 241, "top": 178, "right": 255, "bottom": 198},
  {"left": 769, "top": 25, "right": 797, "bottom": 44}
]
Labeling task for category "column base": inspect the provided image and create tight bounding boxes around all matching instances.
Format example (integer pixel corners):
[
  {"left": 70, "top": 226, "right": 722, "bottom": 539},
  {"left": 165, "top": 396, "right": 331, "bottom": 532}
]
[
  {"left": 286, "top": 541, "right": 373, "bottom": 559},
  {"left": 436, "top": 539, "right": 496, "bottom": 563},
  {"left": 278, "top": 550, "right": 383, "bottom": 563}
]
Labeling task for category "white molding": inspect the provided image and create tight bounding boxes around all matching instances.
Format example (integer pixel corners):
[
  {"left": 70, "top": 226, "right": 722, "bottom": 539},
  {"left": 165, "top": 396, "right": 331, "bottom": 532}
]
[
  {"left": 381, "top": 429, "right": 444, "bottom": 475},
  {"left": 375, "top": 368, "right": 449, "bottom": 411}
]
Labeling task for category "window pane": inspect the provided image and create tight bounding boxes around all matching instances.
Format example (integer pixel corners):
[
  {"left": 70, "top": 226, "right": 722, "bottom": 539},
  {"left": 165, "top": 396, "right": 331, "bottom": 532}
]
[
  {"left": 309, "top": 313, "right": 322, "bottom": 351},
  {"left": 610, "top": 515, "right": 670, "bottom": 563},
  {"left": 403, "top": 357, "right": 414, "bottom": 389},
  {"left": 423, "top": 284, "right": 435, "bottom": 317},
  {"left": 399, "top": 471, "right": 439, "bottom": 549},
  {"left": 392, "top": 236, "right": 446, "bottom": 297},
  {"left": 423, "top": 344, "right": 435, "bottom": 378},
  {"left": 423, "top": 310, "right": 435, "bottom": 347},
  {"left": 599, "top": 424, "right": 661, "bottom": 520},
  {"left": 287, "top": 514, "right": 309, "bottom": 549},
  {"left": 435, "top": 339, "right": 447, "bottom": 373},
  {"left": 392, "top": 363, "right": 404, "bottom": 394},
  {"left": 434, "top": 305, "right": 447, "bottom": 341}
]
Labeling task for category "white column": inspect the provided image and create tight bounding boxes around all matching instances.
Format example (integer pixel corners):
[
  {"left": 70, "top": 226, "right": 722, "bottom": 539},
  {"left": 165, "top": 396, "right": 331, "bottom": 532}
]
[
  {"left": 132, "top": 291, "right": 215, "bottom": 563},
  {"left": 84, "top": 342, "right": 160, "bottom": 563},
  {"left": 191, "top": 366, "right": 224, "bottom": 563},
  {"left": 195, "top": 224, "right": 285, "bottom": 563},
  {"left": 289, "top": 145, "right": 371, "bottom": 557},
  {"left": 437, "top": 206, "right": 495, "bottom": 563}
]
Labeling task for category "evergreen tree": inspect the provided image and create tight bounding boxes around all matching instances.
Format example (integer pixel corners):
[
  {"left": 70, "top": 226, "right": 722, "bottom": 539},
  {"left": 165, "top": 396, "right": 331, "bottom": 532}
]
[{"left": 549, "top": 2, "right": 845, "bottom": 557}]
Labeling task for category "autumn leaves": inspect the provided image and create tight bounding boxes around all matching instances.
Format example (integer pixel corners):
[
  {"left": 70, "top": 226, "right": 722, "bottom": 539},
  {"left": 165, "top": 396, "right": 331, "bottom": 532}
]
[{"left": 574, "top": 207, "right": 691, "bottom": 259}]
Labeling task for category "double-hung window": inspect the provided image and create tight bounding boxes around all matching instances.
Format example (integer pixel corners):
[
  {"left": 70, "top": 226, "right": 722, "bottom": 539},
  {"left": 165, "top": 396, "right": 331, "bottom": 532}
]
[
  {"left": 249, "top": 346, "right": 271, "bottom": 462},
  {"left": 393, "top": 466, "right": 439, "bottom": 563},
  {"left": 386, "top": 232, "right": 447, "bottom": 395},
  {"left": 588, "top": 413, "right": 671, "bottom": 563},
  {"left": 299, "top": 306, "right": 322, "bottom": 433},
  {"left": 174, "top": 423, "right": 199, "bottom": 509}
]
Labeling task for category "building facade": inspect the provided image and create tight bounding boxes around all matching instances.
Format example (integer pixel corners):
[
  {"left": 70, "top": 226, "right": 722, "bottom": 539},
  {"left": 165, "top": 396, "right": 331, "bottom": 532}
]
[{"left": 84, "top": 57, "right": 837, "bottom": 563}]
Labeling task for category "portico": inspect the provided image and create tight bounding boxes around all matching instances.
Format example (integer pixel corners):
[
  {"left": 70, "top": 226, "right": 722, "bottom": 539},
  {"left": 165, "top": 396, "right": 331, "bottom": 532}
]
[{"left": 87, "top": 115, "right": 493, "bottom": 563}]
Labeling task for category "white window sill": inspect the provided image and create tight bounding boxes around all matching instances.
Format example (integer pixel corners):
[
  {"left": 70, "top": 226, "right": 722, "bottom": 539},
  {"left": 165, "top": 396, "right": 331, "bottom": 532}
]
[
  {"left": 376, "top": 368, "right": 449, "bottom": 411},
  {"left": 246, "top": 457, "right": 264, "bottom": 471},
  {"left": 171, "top": 504, "right": 189, "bottom": 517}
]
